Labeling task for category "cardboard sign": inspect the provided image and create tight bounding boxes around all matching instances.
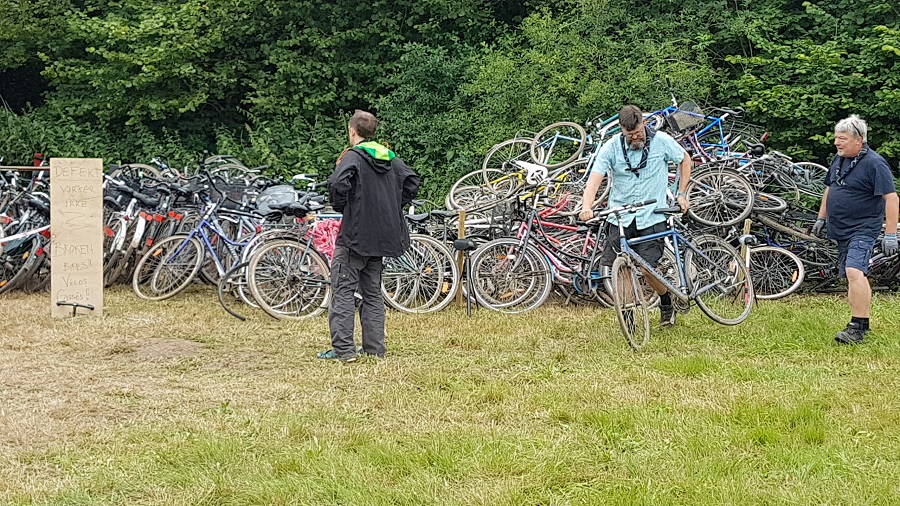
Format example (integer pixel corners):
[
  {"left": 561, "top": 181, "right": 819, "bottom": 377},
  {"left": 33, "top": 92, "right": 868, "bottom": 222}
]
[{"left": 50, "top": 158, "right": 104, "bottom": 317}]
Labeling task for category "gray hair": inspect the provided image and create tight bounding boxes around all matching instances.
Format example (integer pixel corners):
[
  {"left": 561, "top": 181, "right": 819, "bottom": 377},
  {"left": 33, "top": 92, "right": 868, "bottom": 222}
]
[{"left": 835, "top": 114, "right": 867, "bottom": 143}]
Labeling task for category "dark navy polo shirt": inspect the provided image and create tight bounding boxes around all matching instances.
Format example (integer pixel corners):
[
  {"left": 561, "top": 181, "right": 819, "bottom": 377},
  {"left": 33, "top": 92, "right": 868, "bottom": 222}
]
[{"left": 823, "top": 146, "right": 896, "bottom": 239}]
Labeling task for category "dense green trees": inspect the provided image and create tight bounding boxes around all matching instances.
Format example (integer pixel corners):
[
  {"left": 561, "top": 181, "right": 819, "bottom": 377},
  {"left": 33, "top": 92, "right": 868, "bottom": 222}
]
[{"left": 1, "top": 0, "right": 897, "bottom": 195}]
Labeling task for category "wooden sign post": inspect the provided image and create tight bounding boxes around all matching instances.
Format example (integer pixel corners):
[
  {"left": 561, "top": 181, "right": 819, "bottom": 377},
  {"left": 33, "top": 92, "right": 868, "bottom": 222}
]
[{"left": 50, "top": 158, "right": 104, "bottom": 317}]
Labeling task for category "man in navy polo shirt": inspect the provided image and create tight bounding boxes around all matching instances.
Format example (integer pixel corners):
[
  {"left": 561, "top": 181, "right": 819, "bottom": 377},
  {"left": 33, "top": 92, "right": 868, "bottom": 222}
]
[{"left": 812, "top": 115, "right": 899, "bottom": 344}]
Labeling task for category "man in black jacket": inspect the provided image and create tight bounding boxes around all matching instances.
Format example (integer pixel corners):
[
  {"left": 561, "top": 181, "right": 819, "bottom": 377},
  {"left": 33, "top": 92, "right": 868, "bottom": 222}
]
[{"left": 318, "top": 110, "right": 421, "bottom": 362}]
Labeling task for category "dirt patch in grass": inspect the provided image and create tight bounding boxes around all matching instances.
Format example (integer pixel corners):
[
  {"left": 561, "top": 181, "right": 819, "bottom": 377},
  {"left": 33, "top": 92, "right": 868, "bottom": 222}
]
[{"left": 127, "top": 338, "right": 205, "bottom": 360}]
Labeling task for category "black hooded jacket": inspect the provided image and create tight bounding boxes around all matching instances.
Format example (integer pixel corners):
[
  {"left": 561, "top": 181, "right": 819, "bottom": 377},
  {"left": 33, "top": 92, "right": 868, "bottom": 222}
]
[{"left": 328, "top": 142, "right": 421, "bottom": 257}]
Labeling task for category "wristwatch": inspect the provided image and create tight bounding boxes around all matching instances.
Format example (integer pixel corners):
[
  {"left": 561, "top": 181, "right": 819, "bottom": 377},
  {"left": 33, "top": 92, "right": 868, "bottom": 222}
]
[{"left": 676, "top": 191, "right": 687, "bottom": 197}]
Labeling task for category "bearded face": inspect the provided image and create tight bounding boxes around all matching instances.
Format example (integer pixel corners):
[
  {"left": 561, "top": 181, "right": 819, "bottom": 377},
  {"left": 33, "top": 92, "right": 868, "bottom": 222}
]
[{"left": 623, "top": 126, "right": 646, "bottom": 151}]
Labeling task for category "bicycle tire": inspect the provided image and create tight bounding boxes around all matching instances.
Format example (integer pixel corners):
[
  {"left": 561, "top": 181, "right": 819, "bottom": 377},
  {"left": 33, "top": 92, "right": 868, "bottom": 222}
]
[
  {"left": 657, "top": 246, "right": 689, "bottom": 314},
  {"left": 217, "top": 261, "right": 250, "bottom": 321},
  {"left": 381, "top": 234, "right": 459, "bottom": 314},
  {"left": 481, "top": 138, "right": 533, "bottom": 186},
  {"left": 611, "top": 255, "right": 651, "bottom": 350},
  {"left": 22, "top": 248, "right": 51, "bottom": 294},
  {"left": 448, "top": 168, "right": 516, "bottom": 211},
  {"left": 132, "top": 234, "right": 204, "bottom": 300},
  {"left": 601, "top": 245, "right": 661, "bottom": 310},
  {"left": 686, "top": 167, "right": 754, "bottom": 227},
  {"left": 106, "top": 215, "right": 142, "bottom": 286},
  {"left": 247, "top": 240, "right": 331, "bottom": 320},
  {"left": 789, "top": 162, "right": 828, "bottom": 197},
  {"left": 553, "top": 233, "right": 610, "bottom": 307},
  {"left": 0, "top": 236, "right": 39, "bottom": 294},
  {"left": 685, "top": 237, "right": 754, "bottom": 325},
  {"left": 1, "top": 236, "right": 42, "bottom": 293},
  {"left": 530, "top": 121, "right": 587, "bottom": 169},
  {"left": 752, "top": 192, "right": 788, "bottom": 213},
  {"left": 103, "top": 218, "right": 127, "bottom": 287},
  {"left": 108, "top": 163, "right": 162, "bottom": 180},
  {"left": 204, "top": 154, "right": 248, "bottom": 168},
  {"left": 469, "top": 238, "right": 552, "bottom": 313},
  {"left": 748, "top": 245, "right": 805, "bottom": 300}
]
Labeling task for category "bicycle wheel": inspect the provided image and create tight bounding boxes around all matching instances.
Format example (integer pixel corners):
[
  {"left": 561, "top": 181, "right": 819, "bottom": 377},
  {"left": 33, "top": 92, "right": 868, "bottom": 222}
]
[
  {"left": 481, "top": 138, "right": 532, "bottom": 186},
  {"left": 108, "top": 163, "right": 161, "bottom": 180},
  {"left": 248, "top": 240, "right": 331, "bottom": 320},
  {"left": 686, "top": 168, "right": 754, "bottom": 227},
  {"left": 602, "top": 256, "right": 660, "bottom": 309},
  {"left": 657, "top": 246, "right": 689, "bottom": 314},
  {"left": 217, "top": 261, "right": 250, "bottom": 321},
  {"left": 748, "top": 245, "right": 805, "bottom": 300},
  {"left": 611, "top": 255, "right": 651, "bottom": 350},
  {"left": 752, "top": 191, "right": 788, "bottom": 213},
  {"left": 382, "top": 235, "right": 459, "bottom": 314},
  {"left": 103, "top": 219, "right": 125, "bottom": 287},
  {"left": 105, "top": 217, "right": 140, "bottom": 286},
  {"left": 789, "top": 162, "right": 828, "bottom": 197},
  {"left": 0, "top": 236, "right": 42, "bottom": 293},
  {"left": 530, "top": 121, "right": 587, "bottom": 169},
  {"left": 469, "top": 239, "right": 552, "bottom": 313},
  {"left": 685, "top": 238, "right": 754, "bottom": 325},
  {"left": 132, "top": 234, "right": 204, "bottom": 300},
  {"left": 448, "top": 168, "right": 515, "bottom": 211}
]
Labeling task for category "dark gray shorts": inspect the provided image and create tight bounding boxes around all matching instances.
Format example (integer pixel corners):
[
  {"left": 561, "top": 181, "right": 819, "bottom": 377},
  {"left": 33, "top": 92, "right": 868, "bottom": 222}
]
[
  {"left": 837, "top": 235, "right": 876, "bottom": 277},
  {"left": 600, "top": 220, "right": 667, "bottom": 267}
]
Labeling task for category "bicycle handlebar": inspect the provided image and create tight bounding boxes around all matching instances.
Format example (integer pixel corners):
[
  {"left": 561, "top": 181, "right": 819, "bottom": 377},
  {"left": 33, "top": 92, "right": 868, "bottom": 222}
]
[{"left": 590, "top": 198, "right": 658, "bottom": 221}]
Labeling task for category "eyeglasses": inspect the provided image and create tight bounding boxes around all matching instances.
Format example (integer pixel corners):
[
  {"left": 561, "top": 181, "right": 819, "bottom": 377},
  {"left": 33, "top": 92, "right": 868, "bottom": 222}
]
[{"left": 623, "top": 128, "right": 645, "bottom": 139}]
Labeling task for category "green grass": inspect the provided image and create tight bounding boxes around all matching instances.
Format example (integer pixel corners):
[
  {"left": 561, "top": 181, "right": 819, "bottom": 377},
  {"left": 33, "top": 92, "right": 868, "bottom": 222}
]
[{"left": 1, "top": 287, "right": 900, "bottom": 505}]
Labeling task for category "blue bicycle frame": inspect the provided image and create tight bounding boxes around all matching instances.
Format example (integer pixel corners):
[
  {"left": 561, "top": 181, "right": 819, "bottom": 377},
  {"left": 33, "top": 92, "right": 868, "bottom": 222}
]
[{"left": 168, "top": 203, "right": 257, "bottom": 276}]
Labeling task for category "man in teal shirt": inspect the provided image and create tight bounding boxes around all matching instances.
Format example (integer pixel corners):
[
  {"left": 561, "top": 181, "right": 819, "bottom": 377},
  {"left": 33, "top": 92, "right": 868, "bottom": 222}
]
[{"left": 579, "top": 104, "right": 692, "bottom": 327}]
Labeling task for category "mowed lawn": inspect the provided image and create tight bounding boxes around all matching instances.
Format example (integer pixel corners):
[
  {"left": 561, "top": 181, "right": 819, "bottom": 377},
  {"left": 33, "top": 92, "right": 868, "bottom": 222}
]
[{"left": 2, "top": 286, "right": 900, "bottom": 505}]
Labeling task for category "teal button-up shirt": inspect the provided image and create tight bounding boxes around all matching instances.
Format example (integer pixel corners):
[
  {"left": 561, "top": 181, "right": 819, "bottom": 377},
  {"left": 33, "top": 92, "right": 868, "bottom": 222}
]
[{"left": 590, "top": 130, "right": 687, "bottom": 228}]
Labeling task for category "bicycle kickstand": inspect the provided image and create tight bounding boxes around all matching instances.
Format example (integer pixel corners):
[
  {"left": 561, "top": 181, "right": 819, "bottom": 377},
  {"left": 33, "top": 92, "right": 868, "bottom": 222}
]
[{"left": 56, "top": 301, "right": 96, "bottom": 318}]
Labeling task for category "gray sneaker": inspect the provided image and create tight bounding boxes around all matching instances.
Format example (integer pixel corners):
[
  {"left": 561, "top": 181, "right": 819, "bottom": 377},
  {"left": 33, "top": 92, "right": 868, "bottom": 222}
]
[
  {"left": 317, "top": 349, "right": 358, "bottom": 362},
  {"left": 835, "top": 322, "right": 866, "bottom": 345},
  {"left": 357, "top": 346, "right": 385, "bottom": 359},
  {"left": 660, "top": 304, "right": 676, "bottom": 328}
]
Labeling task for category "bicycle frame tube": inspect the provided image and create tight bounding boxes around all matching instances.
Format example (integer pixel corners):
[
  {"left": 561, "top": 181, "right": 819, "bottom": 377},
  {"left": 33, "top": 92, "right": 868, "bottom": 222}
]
[
  {"left": 616, "top": 226, "right": 687, "bottom": 302},
  {"left": 178, "top": 218, "right": 252, "bottom": 276}
]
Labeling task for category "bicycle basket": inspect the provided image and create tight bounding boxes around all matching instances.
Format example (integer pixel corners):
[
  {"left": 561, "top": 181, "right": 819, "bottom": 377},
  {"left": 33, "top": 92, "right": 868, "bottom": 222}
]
[
  {"left": 255, "top": 184, "right": 298, "bottom": 215},
  {"left": 666, "top": 101, "right": 706, "bottom": 133},
  {"left": 209, "top": 178, "right": 252, "bottom": 205}
]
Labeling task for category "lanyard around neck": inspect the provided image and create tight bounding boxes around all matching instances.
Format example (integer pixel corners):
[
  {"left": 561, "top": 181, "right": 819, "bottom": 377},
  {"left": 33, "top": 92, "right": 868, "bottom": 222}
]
[
  {"left": 620, "top": 127, "right": 655, "bottom": 177},
  {"left": 834, "top": 145, "right": 869, "bottom": 186}
]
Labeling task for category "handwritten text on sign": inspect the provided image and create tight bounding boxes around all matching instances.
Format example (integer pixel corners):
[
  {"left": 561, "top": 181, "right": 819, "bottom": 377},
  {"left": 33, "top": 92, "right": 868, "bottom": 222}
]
[{"left": 50, "top": 158, "right": 104, "bottom": 317}]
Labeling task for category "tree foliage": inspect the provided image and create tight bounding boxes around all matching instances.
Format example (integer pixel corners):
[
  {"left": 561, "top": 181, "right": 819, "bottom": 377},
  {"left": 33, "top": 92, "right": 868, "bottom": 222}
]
[
  {"left": 722, "top": 0, "right": 900, "bottom": 165},
  {"left": 1, "top": 0, "right": 898, "bottom": 193}
]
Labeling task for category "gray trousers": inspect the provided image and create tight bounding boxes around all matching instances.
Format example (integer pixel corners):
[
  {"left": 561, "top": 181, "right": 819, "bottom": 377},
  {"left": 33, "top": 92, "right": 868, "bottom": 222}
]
[{"left": 328, "top": 245, "right": 386, "bottom": 357}]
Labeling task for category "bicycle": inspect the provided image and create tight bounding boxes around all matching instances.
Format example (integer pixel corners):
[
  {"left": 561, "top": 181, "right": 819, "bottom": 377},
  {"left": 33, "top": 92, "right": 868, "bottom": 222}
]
[
  {"left": 734, "top": 218, "right": 806, "bottom": 300},
  {"left": 596, "top": 198, "right": 754, "bottom": 350}
]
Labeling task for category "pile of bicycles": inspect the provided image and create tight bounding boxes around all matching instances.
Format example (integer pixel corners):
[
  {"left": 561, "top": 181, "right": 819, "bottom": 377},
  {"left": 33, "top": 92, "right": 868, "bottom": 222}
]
[
  {"left": 2, "top": 100, "right": 898, "bottom": 351},
  {"left": 437, "top": 89, "right": 899, "bottom": 312}
]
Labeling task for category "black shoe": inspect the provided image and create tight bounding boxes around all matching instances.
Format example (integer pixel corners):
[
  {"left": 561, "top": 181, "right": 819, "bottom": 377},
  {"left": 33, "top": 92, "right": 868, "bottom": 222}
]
[
  {"left": 835, "top": 322, "right": 867, "bottom": 345},
  {"left": 660, "top": 304, "right": 676, "bottom": 328}
]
